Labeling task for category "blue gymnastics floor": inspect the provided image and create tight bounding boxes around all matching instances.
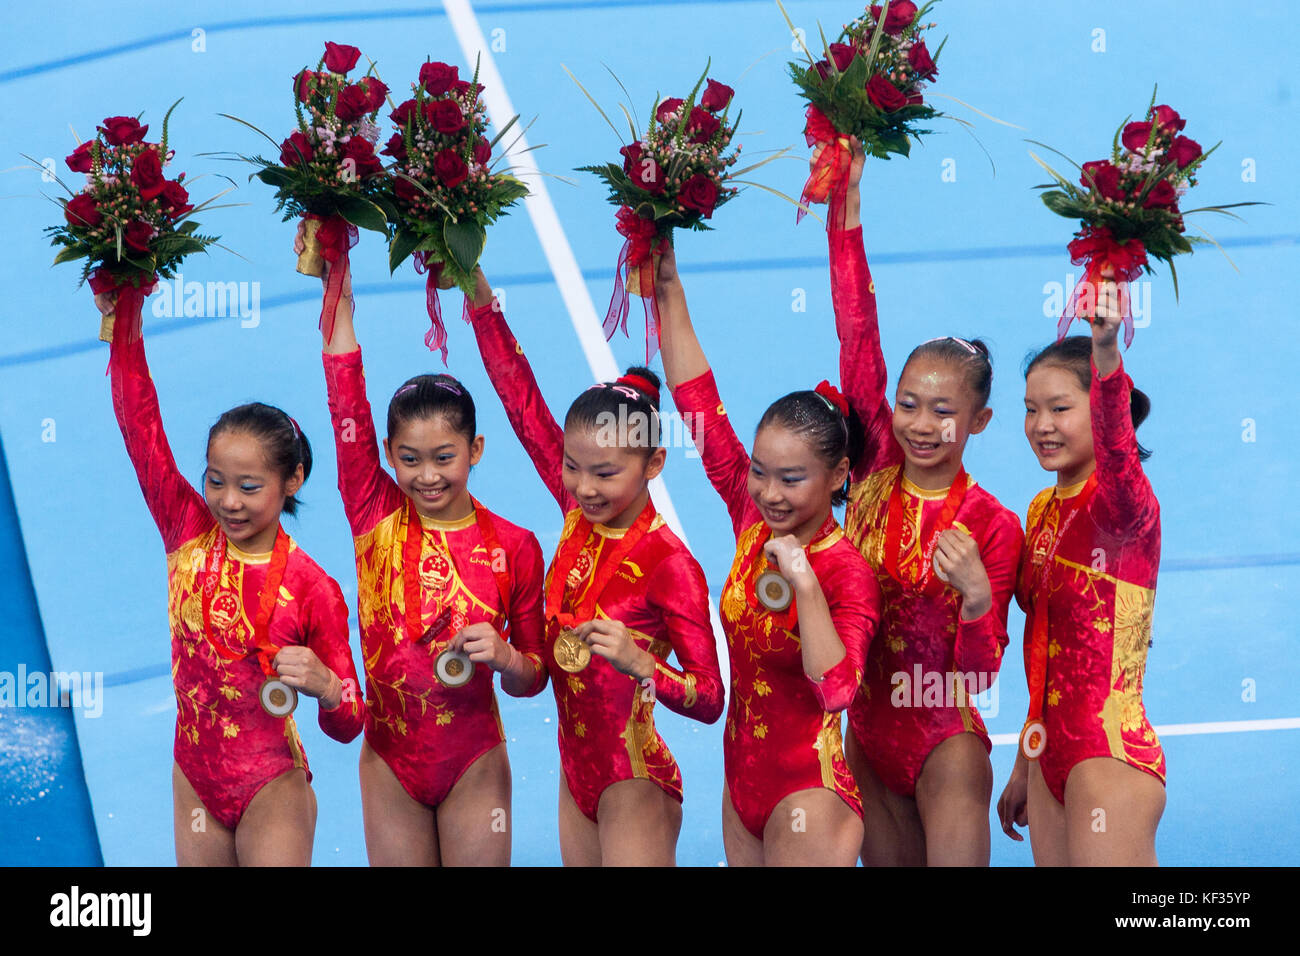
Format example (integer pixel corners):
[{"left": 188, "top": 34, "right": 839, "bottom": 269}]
[{"left": 0, "top": 0, "right": 1296, "bottom": 866}]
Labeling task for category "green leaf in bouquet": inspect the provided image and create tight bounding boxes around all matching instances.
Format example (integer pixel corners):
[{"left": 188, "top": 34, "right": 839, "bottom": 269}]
[
  {"left": 877, "top": 127, "right": 910, "bottom": 157},
  {"left": 218, "top": 112, "right": 283, "bottom": 151},
  {"left": 52, "top": 245, "right": 90, "bottom": 266},
  {"left": 443, "top": 219, "right": 487, "bottom": 274},
  {"left": 389, "top": 226, "right": 422, "bottom": 274},
  {"left": 493, "top": 176, "right": 530, "bottom": 206},
  {"left": 255, "top": 166, "right": 296, "bottom": 189},
  {"left": 177, "top": 220, "right": 201, "bottom": 235},
  {"left": 1040, "top": 190, "right": 1085, "bottom": 219},
  {"left": 775, "top": 0, "right": 815, "bottom": 65},
  {"left": 335, "top": 194, "right": 390, "bottom": 235},
  {"left": 839, "top": 53, "right": 870, "bottom": 97}
]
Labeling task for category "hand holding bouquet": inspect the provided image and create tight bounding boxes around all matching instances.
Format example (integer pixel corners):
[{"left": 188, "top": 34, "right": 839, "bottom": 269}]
[
  {"left": 383, "top": 58, "right": 529, "bottom": 361},
  {"left": 42, "top": 101, "right": 221, "bottom": 346}
]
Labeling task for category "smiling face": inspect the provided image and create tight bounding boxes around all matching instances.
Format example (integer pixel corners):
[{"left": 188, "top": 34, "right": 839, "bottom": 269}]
[
  {"left": 1024, "top": 363, "right": 1095, "bottom": 486},
  {"left": 748, "top": 423, "right": 847, "bottom": 544},
  {"left": 561, "top": 425, "right": 664, "bottom": 528},
  {"left": 204, "top": 430, "right": 301, "bottom": 552},
  {"left": 383, "top": 414, "right": 483, "bottom": 520},
  {"left": 893, "top": 357, "right": 991, "bottom": 485}
]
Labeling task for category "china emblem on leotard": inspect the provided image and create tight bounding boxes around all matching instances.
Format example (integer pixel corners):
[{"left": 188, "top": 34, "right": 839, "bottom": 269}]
[
  {"left": 209, "top": 592, "right": 240, "bottom": 633},
  {"left": 420, "top": 550, "right": 453, "bottom": 593},
  {"left": 566, "top": 549, "right": 594, "bottom": 590}
]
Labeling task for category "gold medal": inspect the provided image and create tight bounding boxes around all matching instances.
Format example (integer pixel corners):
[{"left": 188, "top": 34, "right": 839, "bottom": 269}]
[
  {"left": 552, "top": 628, "right": 591, "bottom": 673},
  {"left": 259, "top": 677, "right": 298, "bottom": 718},
  {"left": 435, "top": 648, "right": 475, "bottom": 688},
  {"left": 755, "top": 570, "right": 794, "bottom": 612}
]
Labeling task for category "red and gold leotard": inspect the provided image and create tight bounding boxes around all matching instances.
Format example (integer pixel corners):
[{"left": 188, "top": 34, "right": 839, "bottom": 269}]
[
  {"left": 1016, "top": 357, "right": 1163, "bottom": 804},
  {"left": 110, "top": 329, "right": 365, "bottom": 831},
  {"left": 322, "top": 347, "right": 548, "bottom": 808},
  {"left": 671, "top": 368, "right": 880, "bottom": 838},
  {"left": 467, "top": 298, "right": 724, "bottom": 821},
  {"left": 830, "top": 224, "right": 1024, "bottom": 797}
]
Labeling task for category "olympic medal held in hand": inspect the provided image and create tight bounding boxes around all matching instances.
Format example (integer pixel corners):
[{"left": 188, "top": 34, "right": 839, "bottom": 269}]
[
  {"left": 755, "top": 570, "right": 794, "bottom": 612},
  {"left": 552, "top": 627, "right": 592, "bottom": 673},
  {"left": 435, "top": 648, "right": 475, "bottom": 688},
  {"left": 259, "top": 677, "right": 299, "bottom": 718}
]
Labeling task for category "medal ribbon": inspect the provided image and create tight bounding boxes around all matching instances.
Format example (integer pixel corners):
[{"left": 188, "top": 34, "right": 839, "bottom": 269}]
[
  {"left": 544, "top": 497, "right": 657, "bottom": 630},
  {"left": 1022, "top": 474, "right": 1098, "bottom": 735},
  {"left": 201, "top": 527, "right": 293, "bottom": 678},
  {"left": 883, "top": 468, "right": 969, "bottom": 597},
  {"left": 402, "top": 498, "right": 517, "bottom": 643}
]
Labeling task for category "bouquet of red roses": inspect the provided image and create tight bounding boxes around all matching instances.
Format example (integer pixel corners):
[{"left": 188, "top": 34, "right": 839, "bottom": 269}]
[
  {"left": 382, "top": 57, "right": 529, "bottom": 361},
  {"left": 781, "top": 0, "right": 944, "bottom": 226},
  {"left": 221, "top": 41, "right": 394, "bottom": 342},
  {"left": 1032, "top": 91, "right": 1258, "bottom": 346},
  {"left": 575, "top": 67, "right": 750, "bottom": 361},
  {"left": 41, "top": 101, "right": 221, "bottom": 345}
]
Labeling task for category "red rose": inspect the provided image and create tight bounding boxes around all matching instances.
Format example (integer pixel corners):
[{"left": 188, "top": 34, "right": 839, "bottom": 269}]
[
  {"left": 394, "top": 176, "right": 420, "bottom": 202},
  {"left": 811, "top": 60, "right": 831, "bottom": 80},
  {"left": 829, "top": 42, "right": 857, "bottom": 72},
  {"left": 123, "top": 219, "right": 154, "bottom": 253},
  {"left": 866, "top": 75, "right": 908, "bottom": 112},
  {"left": 280, "top": 131, "right": 314, "bottom": 166},
  {"left": 294, "top": 69, "right": 320, "bottom": 102},
  {"left": 451, "top": 79, "right": 480, "bottom": 98},
  {"left": 323, "top": 42, "right": 361, "bottom": 75},
  {"left": 390, "top": 99, "right": 418, "bottom": 127},
  {"left": 630, "top": 155, "right": 664, "bottom": 194},
  {"left": 432, "top": 149, "right": 469, "bottom": 188},
  {"left": 381, "top": 132, "right": 408, "bottom": 162},
  {"left": 66, "top": 141, "right": 94, "bottom": 173},
  {"left": 1142, "top": 179, "right": 1178, "bottom": 210},
  {"left": 655, "top": 97, "right": 684, "bottom": 123},
  {"left": 130, "top": 147, "right": 166, "bottom": 199},
  {"left": 1152, "top": 104, "right": 1186, "bottom": 133},
  {"left": 158, "top": 180, "right": 192, "bottom": 218},
  {"left": 908, "top": 40, "right": 937, "bottom": 79},
  {"left": 64, "top": 193, "right": 101, "bottom": 228},
  {"left": 420, "top": 61, "right": 459, "bottom": 96},
  {"left": 686, "top": 107, "right": 720, "bottom": 144},
  {"left": 360, "top": 77, "right": 389, "bottom": 112},
  {"left": 678, "top": 173, "right": 719, "bottom": 218},
  {"left": 474, "top": 136, "right": 491, "bottom": 165},
  {"left": 342, "top": 137, "right": 382, "bottom": 177},
  {"left": 619, "top": 141, "right": 643, "bottom": 174},
  {"left": 870, "top": 0, "right": 917, "bottom": 35},
  {"left": 701, "top": 79, "right": 734, "bottom": 112},
  {"left": 1080, "top": 160, "right": 1125, "bottom": 201},
  {"left": 335, "top": 84, "right": 371, "bottom": 122},
  {"left": 98, "top": 116, "right": 148, "bottom": 146},
  {"left": 1122, "top": 120, "right": 1154, "bottom": 153},
  {"left": 426, "top": 99, "right": 465, "bottom": 134},
  {"left": 1168, "top": 135, "right": 1202, "bottom": 169}
]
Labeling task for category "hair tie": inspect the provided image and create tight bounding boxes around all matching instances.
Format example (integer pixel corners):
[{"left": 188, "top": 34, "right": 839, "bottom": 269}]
[
  {"left": 813, "top": 380, "right": 850, "bottom": 418},
  {"left": 921, "top": 335, "right": 981, "bottom": 357},
  {"left": 287, "top": 415, "right": 301, "bottom": 441},
  {"left": 616, "top": 372, "right": 660, "bottom": 405},
  {"left": 393, "top": 383, "right": 417, "bottom": 398},
  {"left": 432, "top": 378, "right": 463, "bottom": 396}
]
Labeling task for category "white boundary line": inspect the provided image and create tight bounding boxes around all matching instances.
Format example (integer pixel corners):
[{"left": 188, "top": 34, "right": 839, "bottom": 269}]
[
  {"left": 989, "top": 717, "right": 1300, "bottom": 747},
  {"left": 442, "top": 0, "right": 729, "bottom": 682}
]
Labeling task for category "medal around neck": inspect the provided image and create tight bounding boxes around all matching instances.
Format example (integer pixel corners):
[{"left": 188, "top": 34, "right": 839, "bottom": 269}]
[
  {"left": 259, "top": 677, "right": 298, "bottom": 717},
  {"left": 435, "top": 648, "right": 475, "bottom": 688},
  {"left": 553, "top": 628, "right": 592, "bottom": 673},
  {"left": 1019, "top": 720, "right": 1047, "bottom": 760},
  {"left": 756, "top": 570, "right": 794, "bottom": 612}
]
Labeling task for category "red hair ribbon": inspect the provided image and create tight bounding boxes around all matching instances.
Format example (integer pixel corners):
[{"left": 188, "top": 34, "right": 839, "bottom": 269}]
[
  {"left": 91, "top": 268, "right": 158, "bottom": 374},
  {"left": 798, "top": 106, "right": 851, "bottom": 234},
  {"left": 309, "top": 213, "right": 359, "bottom": 347},
  {"left": 616, "top": 372, "right": 660, "bottom": 404},
  {"left": 605, "top": 205, "right": 668, "bottom": 363},
  {"left": 411, "top": 249, "right": 472, "bottom": 365},
  {"left": 1059, "top": 225, "right": 1148, "bottom": 348},
  {"left": 814, "top": 379, "right": 849, "bottom": 418}
]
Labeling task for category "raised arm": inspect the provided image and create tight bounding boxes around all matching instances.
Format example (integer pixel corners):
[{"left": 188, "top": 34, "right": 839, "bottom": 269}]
[
  {"left": 102, "top": 292, "right": 212, "bottom": 553},
  {"left": 825, "top": 142, "right": 897, "bottom": 479},
  {"left": 465, "top": 269, "right": 571, "bottom": 512},
  {"left": 656, "top": 245, "right": 756, "bottom": 537},
  {"left": 1088, "top": 284, "right": 1158, "bottom": 538},
  {"left": 643, "top": 550, "right": 724, "bottom": 723}
]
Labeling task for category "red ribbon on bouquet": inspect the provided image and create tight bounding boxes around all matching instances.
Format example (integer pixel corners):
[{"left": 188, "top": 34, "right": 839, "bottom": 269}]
[
  {"left": 91, "top": 268, "right": 157, "bottom": 374},
  {"left": 798, "top": 106, "right": 851, "bottom": 233},
  {"left": 412, "top": 249, "right": 471, "bottom": 365},
  {"left": 1059, "top": 225, "right": 1148, "bottom": 348},
  {"left": 309, "top": 213, "right": 358, "bottom": 347},
  {"left": 605, "top": 205, "right": 668, "bottom": 364}
]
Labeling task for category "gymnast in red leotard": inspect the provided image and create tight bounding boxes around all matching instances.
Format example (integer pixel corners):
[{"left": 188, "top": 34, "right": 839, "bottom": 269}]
[
  {"left": 655, "top": 244, "right": 882, "bottom": 867},
  {"left": 464, "top": 267, "right": 724, "bottom": 867},
  {"left": 998, "top": 283, "right": 1165, "bottom": 866},
  {"left": 819, "top": 139, "right": 1024, "bottom": 866},
  {"left": 100, "top": 289, "right": 364, "bottom": 867},
  {"left": 301, "top": 230, "right": 548, "bottom": 867}
]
